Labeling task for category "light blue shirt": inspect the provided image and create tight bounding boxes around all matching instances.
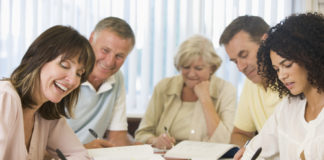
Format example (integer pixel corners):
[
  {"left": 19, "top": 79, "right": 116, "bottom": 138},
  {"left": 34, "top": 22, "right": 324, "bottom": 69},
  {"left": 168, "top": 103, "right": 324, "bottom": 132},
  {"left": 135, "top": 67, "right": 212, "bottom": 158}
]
[{"left": 67, "top": 71, "right": 127, "bottom": 144}]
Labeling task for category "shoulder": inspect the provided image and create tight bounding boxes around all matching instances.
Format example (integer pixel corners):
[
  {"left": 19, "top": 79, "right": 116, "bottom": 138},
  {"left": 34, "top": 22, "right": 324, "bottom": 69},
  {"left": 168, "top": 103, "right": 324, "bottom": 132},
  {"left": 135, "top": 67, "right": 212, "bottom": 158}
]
[
  {"left": 210, "top": 76, "right": 236, "bottom": 94},
  {"left": 0, "top": 81, "right": 20, "bottom": 100},
  {"left": 154, "top": 75, "right": 182, "bottom": 92},
  {"left": 0, "top": 81, "right": 22, "bottom": 118},
  {"left": 113, "top": 70, "right": 124, "bottom": 81}
]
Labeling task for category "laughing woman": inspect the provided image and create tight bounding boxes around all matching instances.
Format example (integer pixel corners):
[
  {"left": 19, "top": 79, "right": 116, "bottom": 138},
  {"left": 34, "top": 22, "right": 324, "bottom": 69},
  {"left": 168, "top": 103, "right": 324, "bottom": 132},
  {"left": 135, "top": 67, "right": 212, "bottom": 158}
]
[
  {"left": 241, "top": 13, "right": 324, "bottom": 160},
  {"left": 0, "top": 26, "right": 95, "bottom": 160}
]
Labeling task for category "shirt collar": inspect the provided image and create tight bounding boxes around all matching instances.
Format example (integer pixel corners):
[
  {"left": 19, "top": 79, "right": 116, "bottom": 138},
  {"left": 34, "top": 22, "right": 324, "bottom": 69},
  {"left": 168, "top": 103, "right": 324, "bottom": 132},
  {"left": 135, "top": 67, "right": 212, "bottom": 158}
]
[{"left": 82, "top": 74, "right": 116, "bottom": 94}]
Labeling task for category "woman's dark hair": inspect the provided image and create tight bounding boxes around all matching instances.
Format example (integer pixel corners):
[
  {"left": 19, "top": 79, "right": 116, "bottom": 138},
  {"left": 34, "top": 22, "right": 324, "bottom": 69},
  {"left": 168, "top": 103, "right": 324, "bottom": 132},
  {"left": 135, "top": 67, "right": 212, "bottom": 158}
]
[
  {"left": 10, "top": 25, "right": 95, "bottom": 120},
  {"left": 257, "top": 12, "right": 324, "bottom": 98}
]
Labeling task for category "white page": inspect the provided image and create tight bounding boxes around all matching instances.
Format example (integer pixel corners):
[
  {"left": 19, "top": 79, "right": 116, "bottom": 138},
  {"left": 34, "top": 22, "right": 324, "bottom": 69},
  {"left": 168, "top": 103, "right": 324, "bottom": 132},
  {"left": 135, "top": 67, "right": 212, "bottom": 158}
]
[
  {"left": 88, "top": 144, "right": 165, "bottom": 160},
  {"left": 164, "top": 140, "right": 237, "bottom": 160}
]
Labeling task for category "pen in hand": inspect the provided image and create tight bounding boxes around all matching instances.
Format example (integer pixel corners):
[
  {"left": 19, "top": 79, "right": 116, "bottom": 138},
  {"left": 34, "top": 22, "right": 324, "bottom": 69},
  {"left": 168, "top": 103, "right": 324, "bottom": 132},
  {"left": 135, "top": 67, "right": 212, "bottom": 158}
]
[
  {"left": 89, "top": 128, "right": 99, "bottom": 139},
  {"left": 56, "top": 149, "right": 67, "bottom": 160},
  {"left": 251, "top": 147, "right": 262, "bottom": 160},
  {"left": 164, "top": 126, "right": 174, "bottom": 148}
]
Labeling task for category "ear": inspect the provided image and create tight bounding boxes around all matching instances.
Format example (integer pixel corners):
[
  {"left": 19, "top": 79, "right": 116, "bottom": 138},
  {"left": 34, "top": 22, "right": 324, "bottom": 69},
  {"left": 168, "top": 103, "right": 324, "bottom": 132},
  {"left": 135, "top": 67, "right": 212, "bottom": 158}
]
[
  {"left": 261, "top": 33, "right": 268, "bottom": 41},
  {"left": 89, "top": 32, "right": 95, "bottom": 43}
]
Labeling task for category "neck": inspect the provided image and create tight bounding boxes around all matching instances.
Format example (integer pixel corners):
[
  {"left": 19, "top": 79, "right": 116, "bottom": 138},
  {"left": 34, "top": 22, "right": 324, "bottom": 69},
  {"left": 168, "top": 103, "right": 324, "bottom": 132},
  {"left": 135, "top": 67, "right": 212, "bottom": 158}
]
[
  {"left": 88, "top": 74, "right": 105, "bottom": 91},
  {"left": 304, "top": 88, "right": 324, "bottom": 111}
]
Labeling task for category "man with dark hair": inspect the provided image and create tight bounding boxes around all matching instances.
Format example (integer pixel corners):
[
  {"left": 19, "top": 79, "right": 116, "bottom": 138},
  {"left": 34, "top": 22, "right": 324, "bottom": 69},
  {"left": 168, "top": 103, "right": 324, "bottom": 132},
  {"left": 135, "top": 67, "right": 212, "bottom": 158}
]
[
  {"left": 219, "top": 15, "right": 283, "bottom": 159},
  {"left": 67, "top": 17, "right": 136, "bottom": 148}
]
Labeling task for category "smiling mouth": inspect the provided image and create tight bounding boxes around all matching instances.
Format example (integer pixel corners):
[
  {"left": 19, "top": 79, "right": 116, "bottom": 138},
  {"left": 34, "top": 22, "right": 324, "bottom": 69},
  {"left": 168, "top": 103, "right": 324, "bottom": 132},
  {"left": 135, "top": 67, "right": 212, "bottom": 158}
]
[{"left": 54, "top": 81, "right": 67, "bottom": 92}]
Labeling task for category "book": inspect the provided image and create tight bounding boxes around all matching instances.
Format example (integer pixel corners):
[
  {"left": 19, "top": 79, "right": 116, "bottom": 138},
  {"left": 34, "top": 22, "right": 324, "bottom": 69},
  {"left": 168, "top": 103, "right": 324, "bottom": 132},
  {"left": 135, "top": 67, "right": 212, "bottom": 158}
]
[
  {"left": 88, "top": 144, "right": 164, "bottom": 160},
  {"left": 164, "top": 140, "right": 239, "bottom": 160}
]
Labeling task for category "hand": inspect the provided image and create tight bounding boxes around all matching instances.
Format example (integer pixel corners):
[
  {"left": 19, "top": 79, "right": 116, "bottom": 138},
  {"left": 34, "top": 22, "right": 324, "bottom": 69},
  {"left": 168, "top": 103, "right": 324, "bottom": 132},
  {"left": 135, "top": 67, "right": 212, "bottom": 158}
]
[
  {"left": 194, "top": 81, "right": 210, "bottom": 101},
  {"left": 151, "top": 133, "right": 175, "bottom": 149},
  {"left": 233, "top": 147, "right": 246, "bottom": 160},
  {"left": 84, "top": 139, "right": 116, "bottom": 149}
]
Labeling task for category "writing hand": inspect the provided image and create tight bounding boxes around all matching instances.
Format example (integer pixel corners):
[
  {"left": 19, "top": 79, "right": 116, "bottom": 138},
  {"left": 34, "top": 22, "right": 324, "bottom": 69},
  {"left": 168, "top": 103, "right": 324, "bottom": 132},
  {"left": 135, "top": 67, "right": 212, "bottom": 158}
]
[
  {"left": 233, "top": 147, "right": 245, "bottom": 160},
  {"left": 151, "top": 133, "right": 175, "bottom": 149},
  {"left": 84, "top": 139, "right": 116, "bottom": 149}
]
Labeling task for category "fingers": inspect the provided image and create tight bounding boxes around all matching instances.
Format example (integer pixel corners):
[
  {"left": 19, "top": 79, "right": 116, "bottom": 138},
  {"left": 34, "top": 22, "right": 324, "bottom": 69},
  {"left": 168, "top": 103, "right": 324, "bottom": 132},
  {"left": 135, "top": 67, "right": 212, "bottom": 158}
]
[
  {"left": 153, "top": 134, "right": 175, "bottom": 149},
  {"left": 233, "top": 148, "right": 245, "bottom": 160}
]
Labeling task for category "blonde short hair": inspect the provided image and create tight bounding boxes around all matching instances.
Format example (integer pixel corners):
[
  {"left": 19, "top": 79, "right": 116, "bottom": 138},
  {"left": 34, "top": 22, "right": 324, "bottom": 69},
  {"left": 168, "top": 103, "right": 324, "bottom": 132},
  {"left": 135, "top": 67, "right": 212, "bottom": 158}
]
[{"left": 174, "top": 35, "right": 222, "bottom": 74}]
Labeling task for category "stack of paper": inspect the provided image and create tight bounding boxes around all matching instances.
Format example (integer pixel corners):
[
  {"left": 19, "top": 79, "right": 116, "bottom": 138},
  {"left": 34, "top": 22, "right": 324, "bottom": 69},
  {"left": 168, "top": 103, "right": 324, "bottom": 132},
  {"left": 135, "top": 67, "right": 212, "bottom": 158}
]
[
  {"left": 88, "top": 144, "right": 164, "bottom": 160},
  {"left": 164, "top": 140, "right": 238, "bottom": 160}
]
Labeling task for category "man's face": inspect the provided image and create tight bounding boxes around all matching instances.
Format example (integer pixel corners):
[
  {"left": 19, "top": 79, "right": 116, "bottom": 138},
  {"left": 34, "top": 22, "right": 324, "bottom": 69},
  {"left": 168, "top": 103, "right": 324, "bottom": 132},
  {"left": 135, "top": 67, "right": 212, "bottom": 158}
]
[
  {"left": 225, "top": 31, "right": 262, "bottom": 84},
  {"left": 89, "top": 29, "right": 133, "bottom": 81}
]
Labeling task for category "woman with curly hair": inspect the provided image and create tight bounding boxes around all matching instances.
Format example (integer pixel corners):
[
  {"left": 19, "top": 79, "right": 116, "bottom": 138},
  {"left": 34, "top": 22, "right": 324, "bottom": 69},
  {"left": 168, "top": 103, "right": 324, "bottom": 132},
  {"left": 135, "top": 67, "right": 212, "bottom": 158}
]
[{"left": 241, "top": 13, "right": 324, "bottom": 160}]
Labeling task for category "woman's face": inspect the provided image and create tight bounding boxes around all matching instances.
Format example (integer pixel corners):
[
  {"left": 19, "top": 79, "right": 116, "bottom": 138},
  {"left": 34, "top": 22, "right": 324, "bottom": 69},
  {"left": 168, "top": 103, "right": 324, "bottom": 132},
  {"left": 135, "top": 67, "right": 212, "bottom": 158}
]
[
  {"left": 39, "top": 55, "right": 85, "bottom": 104},
  {"left": 181, "top": 57, "right": 212, "bottom": 89},
  {"left": 270, "top": 50, "right": 310, "bottom": 95}
]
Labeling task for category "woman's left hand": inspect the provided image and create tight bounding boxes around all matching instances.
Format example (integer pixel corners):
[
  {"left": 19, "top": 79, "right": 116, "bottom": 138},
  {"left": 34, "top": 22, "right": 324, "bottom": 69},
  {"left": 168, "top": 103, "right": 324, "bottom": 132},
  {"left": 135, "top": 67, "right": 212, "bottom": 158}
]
[{"left": 194, "top": 81, "right": 210, "bottom": 101}]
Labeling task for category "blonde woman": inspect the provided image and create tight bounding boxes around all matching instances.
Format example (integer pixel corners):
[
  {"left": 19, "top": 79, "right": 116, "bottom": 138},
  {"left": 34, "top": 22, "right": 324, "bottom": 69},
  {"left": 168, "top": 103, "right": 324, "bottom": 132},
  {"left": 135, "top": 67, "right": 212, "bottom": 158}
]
[{"left": 135, "top": 35, "right": 236, "bottom": 149}]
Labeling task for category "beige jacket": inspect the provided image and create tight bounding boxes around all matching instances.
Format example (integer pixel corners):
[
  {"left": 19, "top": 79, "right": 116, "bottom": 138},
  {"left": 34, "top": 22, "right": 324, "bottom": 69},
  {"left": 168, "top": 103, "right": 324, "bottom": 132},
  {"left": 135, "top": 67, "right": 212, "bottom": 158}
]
[{"left": 135, "top": 75, "right": 236, "bottom": 144}]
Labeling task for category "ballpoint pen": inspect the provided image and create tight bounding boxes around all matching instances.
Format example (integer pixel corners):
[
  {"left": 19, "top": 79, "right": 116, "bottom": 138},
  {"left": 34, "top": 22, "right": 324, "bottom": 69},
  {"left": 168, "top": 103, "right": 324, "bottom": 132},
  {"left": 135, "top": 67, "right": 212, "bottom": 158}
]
[
  {"left": 164, "top": 126, "right": 174, "bottom": 148},
  {"left": 88, "top": 128, "right": 99, "bottom": 139},
  {"left": 251, "top": 147, "right": 262, "bottom": 160},
  {"left": 56, "top": 149, "right": 67, "bottom": 160}
]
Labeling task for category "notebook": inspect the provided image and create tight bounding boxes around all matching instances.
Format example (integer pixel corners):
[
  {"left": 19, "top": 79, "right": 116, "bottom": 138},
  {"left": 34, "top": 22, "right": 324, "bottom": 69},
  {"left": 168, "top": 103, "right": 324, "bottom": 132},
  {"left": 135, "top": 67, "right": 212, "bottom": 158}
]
[
  {"left": 88, "top": 144, "right": 164, "bottom": 160},
  {"left": 164, "top": 140, "right": 239, "bottom": 160}
]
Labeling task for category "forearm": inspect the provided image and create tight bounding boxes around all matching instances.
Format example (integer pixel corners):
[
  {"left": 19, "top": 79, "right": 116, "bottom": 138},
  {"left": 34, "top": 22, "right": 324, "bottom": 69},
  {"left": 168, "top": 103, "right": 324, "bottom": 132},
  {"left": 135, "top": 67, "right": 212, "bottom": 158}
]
[
  {"left": 230, "top": 131, "right": 254, "bottom": 147},
  {"left": 200, "top": 97, "right": 220, "bottom": 137},
  {"left": 106, "top": 130, "right": 132, "bottom": 146}
]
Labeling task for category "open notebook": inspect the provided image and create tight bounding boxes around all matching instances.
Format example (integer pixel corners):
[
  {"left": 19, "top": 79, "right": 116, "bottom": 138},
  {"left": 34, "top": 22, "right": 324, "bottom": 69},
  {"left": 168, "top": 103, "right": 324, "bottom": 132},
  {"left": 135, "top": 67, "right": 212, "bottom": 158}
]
[
  {"left": 88, "top": 144, "right": 164, "bottom": 160},
  {"left": 164, "top": 140, "right": 239, "bottom": 160}
]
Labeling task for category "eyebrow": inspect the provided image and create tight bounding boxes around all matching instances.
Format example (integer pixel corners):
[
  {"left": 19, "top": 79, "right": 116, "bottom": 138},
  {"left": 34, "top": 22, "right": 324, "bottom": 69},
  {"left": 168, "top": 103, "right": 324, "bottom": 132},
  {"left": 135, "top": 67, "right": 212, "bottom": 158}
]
[{"left": 279, "top": 59, "right": 288, "bottom": 65}]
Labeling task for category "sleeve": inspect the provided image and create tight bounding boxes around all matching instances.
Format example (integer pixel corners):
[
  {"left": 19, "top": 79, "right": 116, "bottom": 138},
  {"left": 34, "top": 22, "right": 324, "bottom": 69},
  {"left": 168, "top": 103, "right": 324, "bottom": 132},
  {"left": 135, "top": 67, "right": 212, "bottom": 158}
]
[
  {"left": 134, "top": 81, "right": 165, "bottom": 143},
  {"left": 209, "top": 81, "right": 236, "bottom": 143},
  {"left": 46, "top": 118, "right": 91, "bottom": 160},
  {"left": 0, "top": 90, "right": 20, "bottom": 160},
  {"left": 107, "top": 73, "right": 127, "bottom": 131},
  {"left": 241, "top": 100, "right": 284, "bottom": 160},
  {"left": 234, "top": 79, "right": 257, "bottom": 132}
]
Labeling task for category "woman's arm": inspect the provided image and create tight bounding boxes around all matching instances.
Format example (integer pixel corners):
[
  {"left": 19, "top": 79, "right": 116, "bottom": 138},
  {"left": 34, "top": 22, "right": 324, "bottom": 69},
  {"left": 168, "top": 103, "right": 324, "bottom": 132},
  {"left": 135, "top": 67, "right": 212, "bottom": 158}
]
[
  {"left": 195, "top": 79, "right": 237, "bottom": 143},
  {"left": 47, "top": 118, "right": 91, "bottom": 160}
]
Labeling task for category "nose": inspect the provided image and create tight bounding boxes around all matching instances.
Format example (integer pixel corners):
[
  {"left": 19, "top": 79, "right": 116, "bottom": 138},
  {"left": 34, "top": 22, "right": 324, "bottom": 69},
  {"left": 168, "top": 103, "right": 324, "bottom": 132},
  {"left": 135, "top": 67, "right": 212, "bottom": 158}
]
[
  {"left": 278, "top": 69, "right": 287, "bottom": 81},
  {"left": 105, "top": 52, "right": 116, "bottom": 66},
  {"left": 66, "top": 72, "right": 80, "bottom": 87},
  {"left": 237, "top": 59, "right": 247, "bottom": 72},
  {"left": 187, "top": 68, "right": 196, "bottom": 77}
]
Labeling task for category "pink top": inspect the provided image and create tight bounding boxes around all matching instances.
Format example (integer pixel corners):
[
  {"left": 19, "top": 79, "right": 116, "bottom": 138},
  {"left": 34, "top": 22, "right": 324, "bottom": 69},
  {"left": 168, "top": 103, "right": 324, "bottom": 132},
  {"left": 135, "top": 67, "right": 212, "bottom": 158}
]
[{"left": 0, "top": 81, "right": 90, "bottom": 160}]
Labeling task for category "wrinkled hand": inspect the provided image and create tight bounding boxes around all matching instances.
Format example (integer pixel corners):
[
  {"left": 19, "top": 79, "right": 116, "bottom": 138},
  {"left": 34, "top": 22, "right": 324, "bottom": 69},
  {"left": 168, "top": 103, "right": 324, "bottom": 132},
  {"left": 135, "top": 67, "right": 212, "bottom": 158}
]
[
  {"left": 152, "top": 133, "right": 175, "bottom": 149},
  {"left": 233, "top": 147, "right": 245, "bottom": 160},
  {"left": 84, "top": 139, "right": 116, "bottom": 149},
  {"left": 193, "top": 81, "right": 210, "bottom": 101}
]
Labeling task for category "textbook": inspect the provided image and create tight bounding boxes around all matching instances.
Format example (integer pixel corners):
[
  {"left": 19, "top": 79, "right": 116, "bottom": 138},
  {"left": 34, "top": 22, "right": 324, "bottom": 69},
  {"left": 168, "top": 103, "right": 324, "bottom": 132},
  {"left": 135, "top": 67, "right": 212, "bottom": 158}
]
[
  {"left": 164, "top": 140, "right": 239, "bottom": 160},
  {"left": 88, "top": 144, "right": 164, "bottom": 160}
]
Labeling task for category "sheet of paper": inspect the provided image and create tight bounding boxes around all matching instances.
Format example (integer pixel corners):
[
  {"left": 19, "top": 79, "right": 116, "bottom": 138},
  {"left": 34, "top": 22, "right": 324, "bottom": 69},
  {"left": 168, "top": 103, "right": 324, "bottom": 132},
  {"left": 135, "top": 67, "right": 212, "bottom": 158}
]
[
  {"left": 164, "top": 140, "right": 237, "bottom": 160},
  {"left": 88, "top": 144, "right": 165, "bottom": 160}
]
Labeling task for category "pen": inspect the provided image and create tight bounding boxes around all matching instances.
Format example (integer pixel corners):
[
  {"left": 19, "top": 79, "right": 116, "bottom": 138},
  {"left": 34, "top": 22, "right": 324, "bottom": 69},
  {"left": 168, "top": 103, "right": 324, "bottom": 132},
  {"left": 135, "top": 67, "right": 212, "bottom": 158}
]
[
  {"left": 164, "top": 126, "right": 174, "bottom": 148},
  {"left": 164, "top": 126, "right": 169, "bottom": 136},
  {"left": 88, "top": 128, "right": 99, "bottom": 139},
  {"left": 244, "top": 140, "right": 250, "bottom": 148},
  {"left": 56, "top": 149, "right": 67, "bottom": 160},
  {"left": 251, "top": 147, "right": 262, "bottom": 160}
]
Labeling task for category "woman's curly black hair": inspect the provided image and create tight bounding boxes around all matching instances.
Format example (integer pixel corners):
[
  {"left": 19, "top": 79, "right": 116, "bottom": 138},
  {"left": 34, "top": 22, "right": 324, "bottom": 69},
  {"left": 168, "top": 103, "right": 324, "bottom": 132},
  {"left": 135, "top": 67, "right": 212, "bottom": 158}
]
[{"left": 257, "top": 12, "right": 324, "bottom": 98}]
